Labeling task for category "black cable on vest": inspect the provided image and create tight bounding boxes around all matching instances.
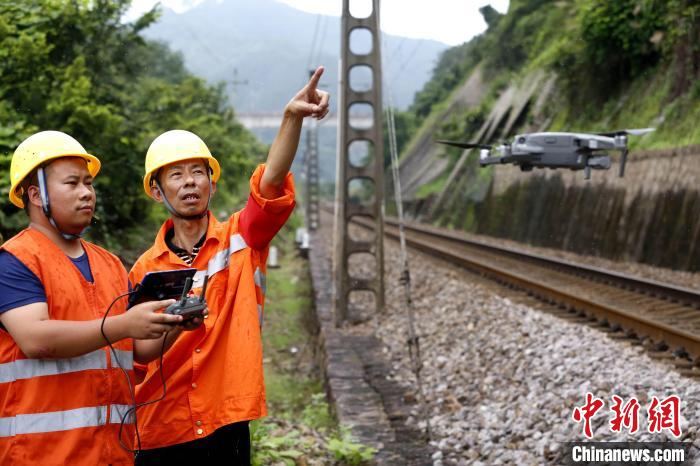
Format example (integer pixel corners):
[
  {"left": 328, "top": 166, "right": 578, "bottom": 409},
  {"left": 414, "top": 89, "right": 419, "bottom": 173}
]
[
  {"left": 118, "top": 331, "right": 170, "bottom": 460},
  {"left": 100, "top": 291, "right": 141, "bottom": 453},
  {"left": 100, "top": 292, "right": 171, "bottom": 458}
]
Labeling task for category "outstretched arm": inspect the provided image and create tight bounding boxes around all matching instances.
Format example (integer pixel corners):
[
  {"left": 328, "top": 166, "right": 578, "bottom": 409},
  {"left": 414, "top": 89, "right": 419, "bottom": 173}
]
[{"left": 260, "top": 66, "right": 330, "bottom": 199}]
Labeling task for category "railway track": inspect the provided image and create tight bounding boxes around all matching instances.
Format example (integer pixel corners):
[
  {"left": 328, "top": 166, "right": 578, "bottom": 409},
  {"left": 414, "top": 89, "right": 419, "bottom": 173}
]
[{"left": 350, "top": 215, "right": 700, "bottom": 375}]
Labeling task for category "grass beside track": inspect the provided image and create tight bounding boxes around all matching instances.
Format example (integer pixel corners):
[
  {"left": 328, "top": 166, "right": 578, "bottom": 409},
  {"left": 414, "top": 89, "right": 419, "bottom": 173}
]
[{"left": 251, "top": 217, "right": 375, "bottom": 466}]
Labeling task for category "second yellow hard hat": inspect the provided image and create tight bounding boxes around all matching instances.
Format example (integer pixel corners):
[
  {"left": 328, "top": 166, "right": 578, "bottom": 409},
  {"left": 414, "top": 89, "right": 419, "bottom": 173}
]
[{"left": 143, "top": 130, "right": 221, "bottom": 198}]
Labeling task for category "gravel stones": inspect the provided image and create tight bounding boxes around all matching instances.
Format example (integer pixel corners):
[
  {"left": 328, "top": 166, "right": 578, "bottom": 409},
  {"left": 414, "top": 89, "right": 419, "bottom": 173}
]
[{"left": 321, "top": 224, "right": 700, "bottom": 465}]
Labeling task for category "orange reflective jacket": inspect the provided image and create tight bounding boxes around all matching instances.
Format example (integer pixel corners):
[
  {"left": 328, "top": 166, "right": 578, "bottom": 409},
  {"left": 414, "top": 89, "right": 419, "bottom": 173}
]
[
  {"left": 129, "top": 164, "right": 294, "bottom": 449},
  {"left": 0, "top": 228, "right": 135, "bottom": 465}
]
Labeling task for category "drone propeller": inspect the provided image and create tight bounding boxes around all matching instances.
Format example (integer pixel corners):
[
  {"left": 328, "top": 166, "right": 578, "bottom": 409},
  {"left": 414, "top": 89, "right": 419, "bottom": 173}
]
[
  {"left": 596, "top": 128, "right": 655, "bottom": 137},
  {"left": 625, "top": 128, "right": 655, "bottom": 136},
  {"left": 435, "top": 140, "right": 492, "bottom": 150}
]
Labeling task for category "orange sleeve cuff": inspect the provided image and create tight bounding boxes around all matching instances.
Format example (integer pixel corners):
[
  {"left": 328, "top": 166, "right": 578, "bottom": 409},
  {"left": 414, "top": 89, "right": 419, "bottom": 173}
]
[{"left": 248, "top": 164, "right": 295, "bottom": 214}]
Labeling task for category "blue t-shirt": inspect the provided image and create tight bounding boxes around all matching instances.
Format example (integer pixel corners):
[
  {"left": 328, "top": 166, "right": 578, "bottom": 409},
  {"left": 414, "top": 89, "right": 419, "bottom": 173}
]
[{"left": 0, "top": 250, "right": 94, "bottom": 314}]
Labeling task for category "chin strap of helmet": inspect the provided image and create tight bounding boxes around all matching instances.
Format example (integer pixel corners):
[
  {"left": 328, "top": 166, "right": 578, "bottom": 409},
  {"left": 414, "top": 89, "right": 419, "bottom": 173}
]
[
  {"left": 37, "top": 167, "right": 89, "bottom": 240},
  {"left": 154, "top": 166, "right": 213, "bottom": 221}
]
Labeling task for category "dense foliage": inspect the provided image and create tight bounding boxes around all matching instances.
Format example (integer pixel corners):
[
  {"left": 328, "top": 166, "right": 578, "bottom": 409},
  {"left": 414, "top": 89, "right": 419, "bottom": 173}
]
[
  {"left": 389, "top": 0, "right": 700, "bottom": 163},
  {"left": 550, "top": 0, "right": 666, "bottom": 106},
  {"left": 409, "top": 38, "right": 485, "bottom": 121},
  {"left": 0, "top": 1, "right": 263, "bottom": 251}
]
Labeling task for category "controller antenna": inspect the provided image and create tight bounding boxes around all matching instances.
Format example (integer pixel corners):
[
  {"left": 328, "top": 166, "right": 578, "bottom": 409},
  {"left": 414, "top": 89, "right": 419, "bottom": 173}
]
[
  {"left": 199, "top": 275, "right": 209, "bottom": 303},
  {"left": 180, "top": 277, "right": 193, "bottom": 304}
]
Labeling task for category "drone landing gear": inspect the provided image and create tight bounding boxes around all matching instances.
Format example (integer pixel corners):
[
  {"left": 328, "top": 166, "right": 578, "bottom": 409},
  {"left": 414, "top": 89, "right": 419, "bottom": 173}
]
[{"left": 619, "top": 148, "right": 628, "bottom": 177}]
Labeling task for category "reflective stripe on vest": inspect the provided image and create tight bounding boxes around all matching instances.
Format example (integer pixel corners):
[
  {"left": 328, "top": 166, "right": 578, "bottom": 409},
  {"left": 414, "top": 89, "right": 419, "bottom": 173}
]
[
  {"left": 0, "top": 349, "right": 133, "bottom": 384},
  {"left": 0, "top": 404, "right": 134, "bottom": 437},
  {"left": 110, "top": 349, "right": 133, "bottom": 371},
  {"left": 254, "top": 267, "right": 266, "bottom": 295},
  {"left": 110, "top": 403, "right": 134, "bottom": 425},
  {"left": 193, "top": 233, "right": 248, "bottom": 287}
]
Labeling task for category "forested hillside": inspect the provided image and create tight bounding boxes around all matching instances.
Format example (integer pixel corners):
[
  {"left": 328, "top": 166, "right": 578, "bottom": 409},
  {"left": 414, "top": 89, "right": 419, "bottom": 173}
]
[
  {"left": 0, "top": 1, "right": 265, "bottom": 256},
  {"left": 396, "top": 0, "right": 700, "bottom": 156},
  {"left": 395, "top": 0, "right": 700, "bottom": 271}
]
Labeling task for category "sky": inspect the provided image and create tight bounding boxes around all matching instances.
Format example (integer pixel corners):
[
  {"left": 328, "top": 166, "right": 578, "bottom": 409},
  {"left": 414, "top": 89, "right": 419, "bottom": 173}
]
[{"left": 126, "top": 0, "right": 510, "bottom": 46}]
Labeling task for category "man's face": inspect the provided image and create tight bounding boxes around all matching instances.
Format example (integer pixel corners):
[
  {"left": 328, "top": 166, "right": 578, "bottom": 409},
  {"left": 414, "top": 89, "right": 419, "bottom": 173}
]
[
  {"left": 35, "top": 157, "right": 96, "bottom": 232},
  {"left": 153, "top": 158, "right": 214, "bottom": 216}
]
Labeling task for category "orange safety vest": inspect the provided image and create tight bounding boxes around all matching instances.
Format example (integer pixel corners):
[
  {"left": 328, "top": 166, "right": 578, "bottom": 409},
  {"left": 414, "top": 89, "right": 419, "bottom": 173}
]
[
  {"left": 128, "top": 164, "right": 294, "bottom": 449},
  {"left": 0, "top": 228, "right": 135, "bottom": 465}
]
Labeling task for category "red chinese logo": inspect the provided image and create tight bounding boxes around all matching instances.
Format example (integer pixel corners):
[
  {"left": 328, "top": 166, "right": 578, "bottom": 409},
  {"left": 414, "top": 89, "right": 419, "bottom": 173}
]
[
  {"left": 572, "top": 392, "right": 605, "bottom": 439},
  {"left": 609, "top": 395, "right": 640, "bottom": 434},
  {"left": 572, "top": 393, "right": 682, "bottom": 438},
  {"left": 648, "top": 395, "right": 681, "bottom": 437}
]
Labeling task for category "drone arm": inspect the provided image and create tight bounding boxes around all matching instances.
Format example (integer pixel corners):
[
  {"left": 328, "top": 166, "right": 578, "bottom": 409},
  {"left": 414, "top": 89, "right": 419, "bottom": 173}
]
[{"left": 478, "top": 156, "right": 506, "bottom": 166}]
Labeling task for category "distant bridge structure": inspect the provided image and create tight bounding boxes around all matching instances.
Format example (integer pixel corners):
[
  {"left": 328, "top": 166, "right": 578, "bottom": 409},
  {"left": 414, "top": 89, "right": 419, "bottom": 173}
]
[{"left": 236, "top": 112, "right": 373, "bottom": 129}]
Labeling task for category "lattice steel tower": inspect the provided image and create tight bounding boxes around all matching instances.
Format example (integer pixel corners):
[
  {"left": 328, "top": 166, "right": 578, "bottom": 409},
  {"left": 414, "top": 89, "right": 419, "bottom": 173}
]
[{"left": 334, "top": 0, "right": 384, "bottom": 323}]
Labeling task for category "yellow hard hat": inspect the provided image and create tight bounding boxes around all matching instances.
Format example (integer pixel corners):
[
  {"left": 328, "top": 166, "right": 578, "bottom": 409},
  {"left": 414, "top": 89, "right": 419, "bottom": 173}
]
[
  {"left": 9, "top": 130, "right": 101, "bottom": 208},
  {"left": 143, "top": 129, "right": 221, "bottom": 198}
]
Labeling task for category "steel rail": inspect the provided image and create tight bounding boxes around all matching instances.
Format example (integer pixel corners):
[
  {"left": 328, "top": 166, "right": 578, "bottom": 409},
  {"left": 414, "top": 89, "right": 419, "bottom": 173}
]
[
  {"left": 350, "top": 215, "right": 700, "bottom": 361},
  {"left": 383, "top": 217, "right": 700, "bottom": 309}
]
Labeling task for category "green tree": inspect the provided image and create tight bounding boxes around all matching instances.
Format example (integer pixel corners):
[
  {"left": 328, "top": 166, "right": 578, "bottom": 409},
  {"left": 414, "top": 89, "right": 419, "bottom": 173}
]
[{"left": 0, "top": 1, "right": 263, "bottom": 252}]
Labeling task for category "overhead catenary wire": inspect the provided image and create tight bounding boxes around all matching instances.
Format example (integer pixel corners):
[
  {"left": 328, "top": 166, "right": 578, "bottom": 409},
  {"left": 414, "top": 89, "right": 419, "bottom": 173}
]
[
  {"left": 176, "top": 16, "right": 225, "bottom": 68},
  {"left": 312, "top": 15, "right": 329, "bottom": 70},
  {"left": 387, "top": 37, "right": 407, "bottom": 65},
  {"left": 173, "top": 14, "right": 247, "bottom": 99},
  {"left": 390, "top": 40, "right": 423, "bottom": 88},
  {"left": 304, "top": 13, "right": 323, "bottom": 84}
]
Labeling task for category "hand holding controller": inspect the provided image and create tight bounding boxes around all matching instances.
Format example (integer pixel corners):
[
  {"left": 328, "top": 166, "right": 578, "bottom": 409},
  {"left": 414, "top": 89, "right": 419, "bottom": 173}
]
[{"left": 165, "top": 275, "right": 208, "bottom": 322}]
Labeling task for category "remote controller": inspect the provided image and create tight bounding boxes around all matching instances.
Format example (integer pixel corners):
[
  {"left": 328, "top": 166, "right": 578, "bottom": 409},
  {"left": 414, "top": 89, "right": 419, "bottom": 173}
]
[{"left": 165, "top": 275, "right": 208, "bottom": 321}]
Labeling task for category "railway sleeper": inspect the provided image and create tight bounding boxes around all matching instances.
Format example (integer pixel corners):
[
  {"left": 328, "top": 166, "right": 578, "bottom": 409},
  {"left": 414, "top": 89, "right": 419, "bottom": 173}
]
[{"left": 672, "top": 347, "right": 691, "bottom": 360}]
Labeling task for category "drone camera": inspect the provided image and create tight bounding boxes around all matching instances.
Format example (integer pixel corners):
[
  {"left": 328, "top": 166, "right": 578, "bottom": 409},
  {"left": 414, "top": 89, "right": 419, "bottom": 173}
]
[{"left": 588, "top": 156, "right": 612, "bottom": 170}]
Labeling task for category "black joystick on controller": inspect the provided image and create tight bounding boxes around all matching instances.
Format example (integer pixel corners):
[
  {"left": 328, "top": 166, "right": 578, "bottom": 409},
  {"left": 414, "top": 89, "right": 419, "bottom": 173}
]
[{"left": 165, "top": 275, "right": 208, "bottom": 321}]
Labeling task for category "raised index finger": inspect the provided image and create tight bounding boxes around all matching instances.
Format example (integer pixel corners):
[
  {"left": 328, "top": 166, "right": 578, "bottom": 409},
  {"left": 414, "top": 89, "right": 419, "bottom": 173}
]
[{"left": 307, "top": 66, "right": 324, "bottom": 91}]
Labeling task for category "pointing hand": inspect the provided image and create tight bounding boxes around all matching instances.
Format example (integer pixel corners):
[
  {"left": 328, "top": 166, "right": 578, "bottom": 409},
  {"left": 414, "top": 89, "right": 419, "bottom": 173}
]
[{"left": 285, "top": 66, "right": 330, "bottom": 120}]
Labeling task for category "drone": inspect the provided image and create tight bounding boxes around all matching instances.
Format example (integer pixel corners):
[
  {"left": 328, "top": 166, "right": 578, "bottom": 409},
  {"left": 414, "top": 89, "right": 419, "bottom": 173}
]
[{"left": 436, "top": 128, "right": 654, "bottom": 179}]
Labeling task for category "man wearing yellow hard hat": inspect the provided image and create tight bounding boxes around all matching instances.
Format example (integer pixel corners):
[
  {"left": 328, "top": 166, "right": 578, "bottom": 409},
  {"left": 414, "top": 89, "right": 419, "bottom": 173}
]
[
  {"left": 0, "top": 130, "right": 186, "bottom": 465},
  {"left": 129, "top": 66, "right": 330, "bottom": 464}
]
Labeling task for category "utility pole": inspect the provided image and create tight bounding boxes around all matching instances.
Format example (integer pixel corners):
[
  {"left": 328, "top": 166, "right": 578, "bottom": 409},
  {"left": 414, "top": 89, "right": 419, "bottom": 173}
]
[
  {"left": 227, "top": 68, "right": 249, "bottom": 106},
  {"left": 334, "top": 0, "right": 384, "bottom": 324},
  {"left": 304, "top": 88, "right": 320, "bottom": 230}
]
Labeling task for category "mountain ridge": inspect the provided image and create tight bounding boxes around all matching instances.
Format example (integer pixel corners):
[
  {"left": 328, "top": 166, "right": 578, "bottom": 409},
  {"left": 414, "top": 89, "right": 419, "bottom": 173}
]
[{"left": 141, "top": 0, "right": 448, "bottom": 112}]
